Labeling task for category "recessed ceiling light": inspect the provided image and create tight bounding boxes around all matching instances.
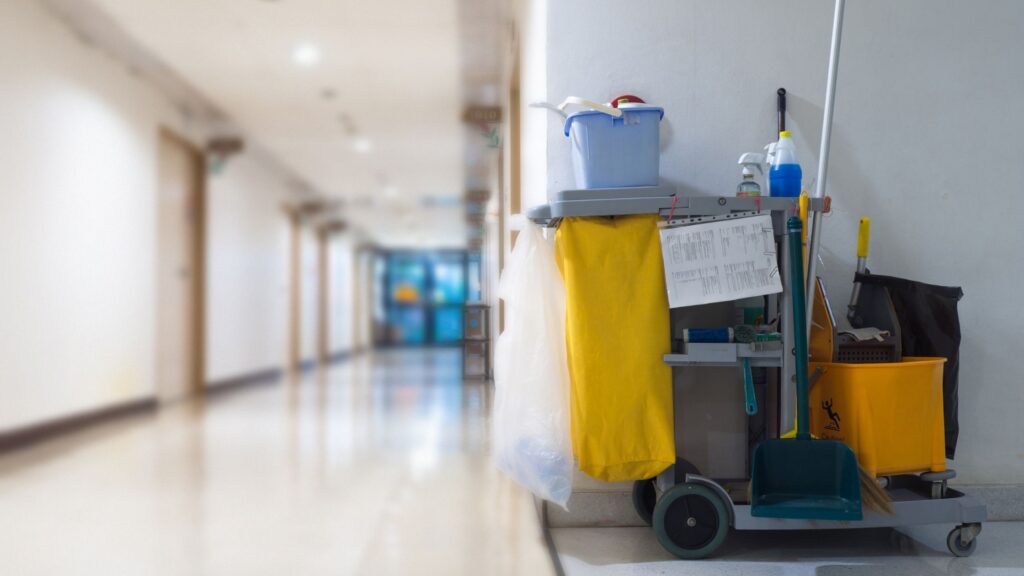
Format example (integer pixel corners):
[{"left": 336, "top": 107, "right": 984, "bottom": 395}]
[
  {"left": 292, "top": 42, "right": 321, "bottom": 67},
  {"left": 352, "top": 138, "right": 372, "bottom": 154}
]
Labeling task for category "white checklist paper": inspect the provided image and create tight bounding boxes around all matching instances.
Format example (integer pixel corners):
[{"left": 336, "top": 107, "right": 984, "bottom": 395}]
[{"left": 659, "top": 214, "right": 782, "bottom": 308}]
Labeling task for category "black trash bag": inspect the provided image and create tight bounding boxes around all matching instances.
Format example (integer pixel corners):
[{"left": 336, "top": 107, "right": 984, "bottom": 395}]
[{"left": 855, "top": 272, "right": 964, "bottom": 459}]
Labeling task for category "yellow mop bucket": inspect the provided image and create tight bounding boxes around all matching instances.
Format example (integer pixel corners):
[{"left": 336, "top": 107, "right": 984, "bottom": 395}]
[{"left": 808, "top": 357, "right": 947, "bottom": 478}]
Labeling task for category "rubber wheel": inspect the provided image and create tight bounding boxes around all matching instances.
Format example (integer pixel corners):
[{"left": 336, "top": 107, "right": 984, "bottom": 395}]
[
  {"left": 947, "top": 527, "right": 977, "bottom": 557},
  {"left": 653, "top": 483, "right": 729, "bottom": 559},
  {"left": 632, "top": 479, "right": 657, "bottom": 526},
  {"left": 633, "top": 459, "right": 702, "bottom": 526}
]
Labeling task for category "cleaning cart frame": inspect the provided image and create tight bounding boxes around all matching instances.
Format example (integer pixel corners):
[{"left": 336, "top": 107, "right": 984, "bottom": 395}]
[{"left": 527, "top": 190, "right": 987, "bottom": 560}]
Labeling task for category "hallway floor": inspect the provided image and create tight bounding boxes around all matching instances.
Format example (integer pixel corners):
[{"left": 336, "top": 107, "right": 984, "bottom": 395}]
[
  {"left": 0, "top": 350, "right": 555, "bottom": 576},
  {"left": 553, "top": 523, "right": 1024, "bottom": 575}
]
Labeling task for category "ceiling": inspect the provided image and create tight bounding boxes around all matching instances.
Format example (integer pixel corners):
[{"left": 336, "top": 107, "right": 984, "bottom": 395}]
[{"left": 76, "top": 0, "right": 504, "bottom": 247}]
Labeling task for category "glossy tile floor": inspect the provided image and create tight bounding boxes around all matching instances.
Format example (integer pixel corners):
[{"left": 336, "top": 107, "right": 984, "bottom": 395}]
[
  {"left": 0, "top": 350, "right": 555, "bottom": 576},
  {"left": 554, "top": 523, "right": 1024, "bottom": 575}
]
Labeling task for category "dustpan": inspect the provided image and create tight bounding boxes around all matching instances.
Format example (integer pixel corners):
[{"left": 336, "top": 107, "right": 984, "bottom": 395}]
[{"left": 751, "top": 217, "right": 862, "bottom": 520}]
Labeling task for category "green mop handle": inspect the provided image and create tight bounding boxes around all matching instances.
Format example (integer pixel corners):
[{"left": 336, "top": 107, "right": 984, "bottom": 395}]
[{"left": 787, "top": 216, "right": 811, "bottom": 441}]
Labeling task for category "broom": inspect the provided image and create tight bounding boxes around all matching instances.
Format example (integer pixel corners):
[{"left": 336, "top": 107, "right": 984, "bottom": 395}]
[
  {"left": 748, "top": 0, "right": 893, "bottom": 511},
  {"left": 737, "top": 292, "right": 892, "bottom": 514}
]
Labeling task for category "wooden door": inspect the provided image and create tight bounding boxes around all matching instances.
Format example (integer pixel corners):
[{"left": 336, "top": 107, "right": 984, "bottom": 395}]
[
  {"left": 317, "top": 227, "right": 330, "bottom": 364},
  {"left": 156, "top": 129, "right": 205, "bottom": 400},
  {"left": 287, "top": 209, "right": 301, "bottom": 370}
]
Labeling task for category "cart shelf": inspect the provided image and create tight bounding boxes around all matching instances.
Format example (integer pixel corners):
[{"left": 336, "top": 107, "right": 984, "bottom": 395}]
[
  {"left": 664, "top": 342, "right": 784, "bottom": 368},
  {"left": 526, "top": 186, "right": 827, "bottom": 226}
]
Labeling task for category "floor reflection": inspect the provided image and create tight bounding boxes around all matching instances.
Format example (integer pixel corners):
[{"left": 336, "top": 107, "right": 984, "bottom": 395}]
[{"left": 0, "top": 349, "right": 550, "bottom": 576}]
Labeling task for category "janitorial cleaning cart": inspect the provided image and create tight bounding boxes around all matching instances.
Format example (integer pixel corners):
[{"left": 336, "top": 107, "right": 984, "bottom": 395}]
[
  {"left": 521, "top": 0, "right": 986, "bottom": 559},
  {"left": 529, "top": 191, "right": 985, "bottom": 559}
]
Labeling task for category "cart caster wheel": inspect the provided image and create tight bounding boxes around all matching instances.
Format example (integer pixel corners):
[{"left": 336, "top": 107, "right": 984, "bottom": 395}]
[
  {"left": 947, "top": 525, "right": 979, "bottom": 557},
  {"left": 632, "top": 479, "right": 657, "bottom": 526},
  {"left": 653, "top": 482, "right": 729, "bottom": 559}
]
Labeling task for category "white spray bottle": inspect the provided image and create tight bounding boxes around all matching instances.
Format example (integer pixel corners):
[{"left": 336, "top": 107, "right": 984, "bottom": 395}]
[{"left": 737, "top": 152, "right": 766, "bottom": 197}]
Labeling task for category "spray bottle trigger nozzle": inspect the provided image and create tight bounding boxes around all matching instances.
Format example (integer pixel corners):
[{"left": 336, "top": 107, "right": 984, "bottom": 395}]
[{"left": 738, "top": 152, "right": 765, "bottom": 175}]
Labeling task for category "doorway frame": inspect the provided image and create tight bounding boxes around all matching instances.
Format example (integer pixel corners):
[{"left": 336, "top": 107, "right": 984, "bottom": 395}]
[{"left": 157, "top": 126, "right": 207, "bottom": 397}]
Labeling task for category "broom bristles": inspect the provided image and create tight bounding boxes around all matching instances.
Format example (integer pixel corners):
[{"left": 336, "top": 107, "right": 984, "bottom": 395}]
[{"left": 860, "top": 466, "right": 894, "bottom": 515}]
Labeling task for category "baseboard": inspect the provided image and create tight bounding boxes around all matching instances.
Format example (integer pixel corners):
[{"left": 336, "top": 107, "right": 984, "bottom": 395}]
[
  {"left": 205, "top": 367, "right": 283, "bottom": 397},
  {"left": 956, "top": 484, "right": 1024, "bottom": 521},
  {"left": 283, "top": 350, "right": 363, "bottom": 375},
  {"left": 546, "top": 489, "right": 644, "bottom": 528},
  {"left": 327, "top": 349, "right": 357, "bottom": 363},
  {"left": 0, "top": 397, "right": 158, "bottom": 454}
]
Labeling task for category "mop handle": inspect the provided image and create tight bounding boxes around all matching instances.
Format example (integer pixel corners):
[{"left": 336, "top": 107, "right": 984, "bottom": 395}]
[
  {"left": 805, "top": 0, "right": 846, "bottom": 331},
  {"left": 777, "top": 88, "right": 787, "bottom": 134},
  {"left": 847, "top": 217, "right": 871, "bottom": 321}
]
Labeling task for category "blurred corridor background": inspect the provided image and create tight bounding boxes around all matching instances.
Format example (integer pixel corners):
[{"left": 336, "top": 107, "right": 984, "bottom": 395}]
[
  {"left": 7, "top": 0, "right": 1024, "bottom": 573},
  {"left": 0, "top": 0, "right": 545, "bottom": 574}
]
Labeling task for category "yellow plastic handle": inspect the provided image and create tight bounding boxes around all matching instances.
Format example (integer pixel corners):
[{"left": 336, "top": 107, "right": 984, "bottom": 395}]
[
  {"left": 856, "top": 217, "right": 871, "bottom": 258},
  {"left": 799, "top": 193, "right": 809, "bottom": 272},
  {"left": 799, "top": 193, "right": 809, "bottom": 231}
]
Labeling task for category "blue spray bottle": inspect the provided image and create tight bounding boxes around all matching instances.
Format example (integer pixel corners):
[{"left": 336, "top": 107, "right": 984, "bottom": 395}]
[{"left": 769, "top": 131, "right": 802, "bottom": 197}]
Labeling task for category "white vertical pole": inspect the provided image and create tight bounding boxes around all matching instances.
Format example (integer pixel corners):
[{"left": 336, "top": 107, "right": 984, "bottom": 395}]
[{"left": 805, "top": 0, "right": 846, "bottom": 330}]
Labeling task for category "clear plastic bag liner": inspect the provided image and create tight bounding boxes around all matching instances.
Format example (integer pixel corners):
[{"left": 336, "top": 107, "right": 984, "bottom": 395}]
[{"left": 493, "top": 224, "right": 573, "bottom": 508}]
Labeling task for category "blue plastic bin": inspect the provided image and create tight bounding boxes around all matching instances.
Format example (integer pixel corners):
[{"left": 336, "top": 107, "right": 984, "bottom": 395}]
[{"left": 563, "top": 105, "right": 664, "bottom": 189}]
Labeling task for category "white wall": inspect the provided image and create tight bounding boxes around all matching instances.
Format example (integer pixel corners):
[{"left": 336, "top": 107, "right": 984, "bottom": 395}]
[
  {"left": 516, "top": 0, "right": 548, "bottom": 215},
  {"left": 328, "top": 233, "right": 355, "bottom": 355},
  {"left": 205, "top": 153, "right": 291, "bottom": 383},
  {"left": 541, "top": 0, "right": 1024, "bottom": 485},
  {"left": 0, "top": 0, "right": 299, "bottom": 429},
  {"left": 0, "top": 0, "right": 187, "bottom": 431}
]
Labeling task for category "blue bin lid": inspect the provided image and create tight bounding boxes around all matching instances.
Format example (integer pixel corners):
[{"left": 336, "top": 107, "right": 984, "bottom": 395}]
[{"left": 563, "top": 106, "right": 664, "bottom": 136}]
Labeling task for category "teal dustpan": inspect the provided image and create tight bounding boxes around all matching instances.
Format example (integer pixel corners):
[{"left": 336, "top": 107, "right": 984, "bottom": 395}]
[{"left": 751, "top": 217, "right": 862, "bottom": 521}]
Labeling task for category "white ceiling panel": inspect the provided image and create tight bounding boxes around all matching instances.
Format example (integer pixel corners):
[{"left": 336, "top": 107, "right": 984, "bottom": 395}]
[{"left": 91, "top": 0, "right": 466, "bottom": 207}]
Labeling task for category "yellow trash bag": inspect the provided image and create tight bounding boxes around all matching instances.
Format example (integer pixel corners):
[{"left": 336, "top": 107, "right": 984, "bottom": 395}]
[{"left": 556, "top": 215, "right": 675, "bottom": 482}]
